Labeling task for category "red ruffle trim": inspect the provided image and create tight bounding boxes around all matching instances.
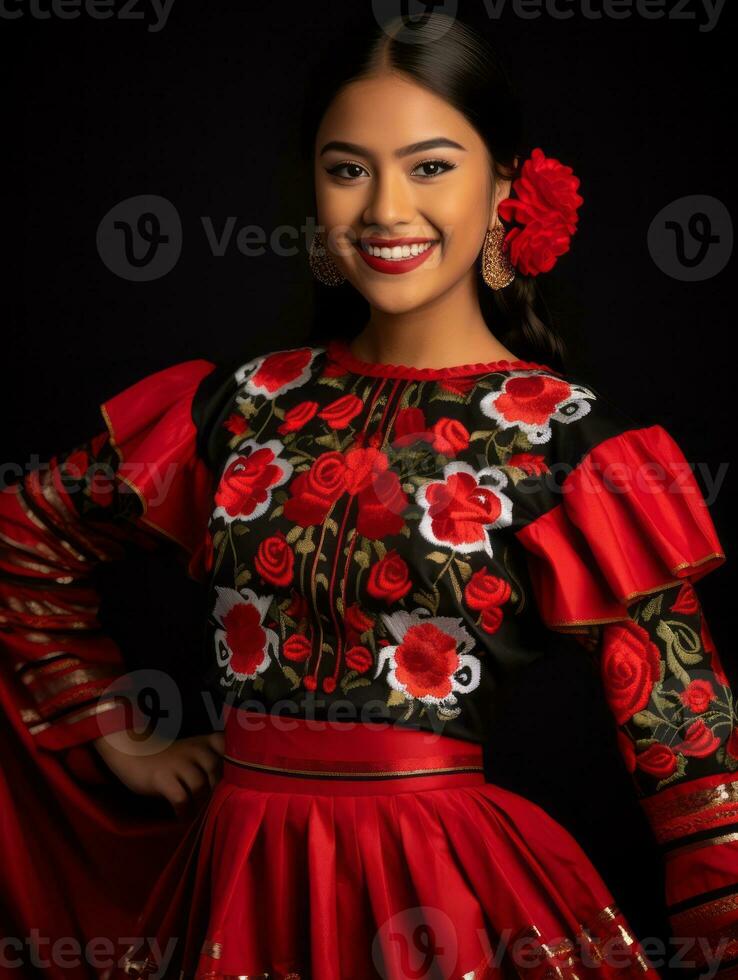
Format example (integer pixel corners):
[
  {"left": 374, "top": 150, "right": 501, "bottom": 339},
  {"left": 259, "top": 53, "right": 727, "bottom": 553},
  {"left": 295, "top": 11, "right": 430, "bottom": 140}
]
[
  {"left": 100, "top": 359, "right": 217, "bottom": 583},
  {"left": 516, "top": 424, "right": 726, "bottom": 631},
  {"left": 326, "top": 337, "right": 561, "bottom": 380}
]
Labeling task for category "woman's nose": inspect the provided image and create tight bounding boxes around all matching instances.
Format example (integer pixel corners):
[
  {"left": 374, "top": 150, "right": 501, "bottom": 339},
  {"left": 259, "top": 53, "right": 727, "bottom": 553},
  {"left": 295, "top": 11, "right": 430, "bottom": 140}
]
[{"left": 362, "top": 170, "right": 415, "bottom": 230}]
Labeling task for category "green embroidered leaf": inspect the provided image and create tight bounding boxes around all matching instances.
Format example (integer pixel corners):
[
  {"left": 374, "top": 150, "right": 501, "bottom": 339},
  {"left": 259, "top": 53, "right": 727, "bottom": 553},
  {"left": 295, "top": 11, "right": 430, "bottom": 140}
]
[
  {"left": 373, "top": 540, "right": 387, "bottom": 560},
  {"left": 232, "top": 523, "right": 250, "bottom": 536},
  {"left": 657, "top": 620, "right": 694, "bottom": 686},
  {"left": 631, "top": 710, "right": 664, "bottom": 729},
  {"left": 655, "top": 753, "right": 688, "bottom": 791},
  {"left": 635, "top": 737, "right": 658, "bottom": 749},
  {"left": 235, "top": 569, "right": 252, "bottom": 588},
  {"left": 252, "top": 676, "right": 264, "bottom": 691},
  {"left": 387, "top": 689, "right": 407, "bottom": 707},
  {"left": 641, "top": 593, "right": 664, "bottom": 622},
  {"left": 269, "top": 505, "right": 284, "bottom": 519},
  {"left": 469, "top": 430, "right": 491, "bottom": 442},
  {"left": 426, "top": 551, "right": 450, "bottom": 564},
  {"left": 354, "top": 550, "right": 370, "bottom": 569},
  {"left": 454, "top": 558, "right": 472, "bottom": 583},
  {"left": 295, "top": 539, "right": 316, "bottom": 556},
  {"left": 412, "top": 591, "right": 435, "bottom": 613},
  {"left": 315, "top": 573, "right": 330, "bottom": 590},
  {"left": 282, "top": 666, "right": 301, "bottom": 690},
  {"left": 343, "top": 677, "right": 373, "bottom": 692},
  {"left": 285, "top": 525, "right": 303, "bottom": 545}
]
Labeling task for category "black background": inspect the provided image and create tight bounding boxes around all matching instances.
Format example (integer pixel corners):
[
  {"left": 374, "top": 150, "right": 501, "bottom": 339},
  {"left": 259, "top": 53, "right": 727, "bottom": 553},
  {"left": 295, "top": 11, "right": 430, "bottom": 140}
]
[{"left": 3, "top": 0, "right": 733, "bottom": 966}]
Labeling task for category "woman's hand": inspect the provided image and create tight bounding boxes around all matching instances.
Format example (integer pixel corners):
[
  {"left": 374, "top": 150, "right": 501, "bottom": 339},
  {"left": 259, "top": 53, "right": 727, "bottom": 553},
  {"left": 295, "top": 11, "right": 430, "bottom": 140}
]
[{"left": 92, "top": 729, "right": 226, "bottom": 820}]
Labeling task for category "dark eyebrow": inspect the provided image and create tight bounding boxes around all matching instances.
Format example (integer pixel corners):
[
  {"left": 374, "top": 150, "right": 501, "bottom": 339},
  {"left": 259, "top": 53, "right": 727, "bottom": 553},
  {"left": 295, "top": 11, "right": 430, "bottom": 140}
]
[{"left": 319, "top": 137, "right": 466, "bottom": 158}]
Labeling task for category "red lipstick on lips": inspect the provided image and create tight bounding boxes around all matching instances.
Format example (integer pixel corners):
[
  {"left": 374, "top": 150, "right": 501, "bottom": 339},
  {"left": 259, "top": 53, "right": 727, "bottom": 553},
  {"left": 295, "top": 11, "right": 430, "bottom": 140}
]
[{"left": 354, "top": 236, "right": 439, "bottom": 275}]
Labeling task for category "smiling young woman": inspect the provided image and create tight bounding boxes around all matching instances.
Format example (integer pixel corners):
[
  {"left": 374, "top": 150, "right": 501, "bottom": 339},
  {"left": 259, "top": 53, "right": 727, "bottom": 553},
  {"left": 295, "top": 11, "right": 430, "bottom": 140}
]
[{"left": 3, "top": 11, "right": 734, "bottom": 980}]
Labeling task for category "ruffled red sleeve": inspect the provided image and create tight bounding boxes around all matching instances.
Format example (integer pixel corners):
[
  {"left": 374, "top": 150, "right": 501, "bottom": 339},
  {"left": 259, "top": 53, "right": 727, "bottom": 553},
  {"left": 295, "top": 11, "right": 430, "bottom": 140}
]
[
  {"left": 0, "top": 359, "right": 216, "bottom": 751},
  {"left": 515, "top": 423, "right": 726, "bottom": 632},
  {"left": 100, "top": 359, "right": 217, "bottom": 582}
]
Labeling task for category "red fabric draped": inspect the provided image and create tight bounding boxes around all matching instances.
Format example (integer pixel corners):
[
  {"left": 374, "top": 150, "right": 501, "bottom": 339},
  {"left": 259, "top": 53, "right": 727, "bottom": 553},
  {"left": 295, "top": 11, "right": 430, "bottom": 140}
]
[{"left": 515, "top": 425, "right": 726, "bottom": 631}]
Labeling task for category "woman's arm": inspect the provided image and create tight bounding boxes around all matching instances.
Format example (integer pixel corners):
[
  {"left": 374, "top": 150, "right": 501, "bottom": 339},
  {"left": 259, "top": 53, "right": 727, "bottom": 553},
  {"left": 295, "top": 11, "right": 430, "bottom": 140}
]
[{"left": 0, "top": 359, "right": 224, "bottom": 817}]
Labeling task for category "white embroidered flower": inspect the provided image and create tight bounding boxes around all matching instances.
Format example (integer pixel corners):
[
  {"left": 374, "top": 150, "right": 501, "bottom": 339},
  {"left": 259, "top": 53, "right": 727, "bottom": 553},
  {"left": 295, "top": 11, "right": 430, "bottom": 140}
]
[
  {"left": 376, "top": 607, "right": 481, "bottom": 708},
  {"left": 479, "top": 370, "right": 596, "bottom": 444},
  {"left": 213, "top": 586, "right": 277, "bottom": 685}
]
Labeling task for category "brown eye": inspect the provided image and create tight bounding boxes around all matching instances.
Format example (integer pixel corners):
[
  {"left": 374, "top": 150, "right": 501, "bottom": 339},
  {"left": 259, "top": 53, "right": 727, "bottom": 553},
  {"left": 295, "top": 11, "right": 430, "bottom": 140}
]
[
  {"left": 411, "top": 159, "right": 456, "bottom": 178},
  {"left": 326, "top": 162, "right": 368, "bottom": 180}
]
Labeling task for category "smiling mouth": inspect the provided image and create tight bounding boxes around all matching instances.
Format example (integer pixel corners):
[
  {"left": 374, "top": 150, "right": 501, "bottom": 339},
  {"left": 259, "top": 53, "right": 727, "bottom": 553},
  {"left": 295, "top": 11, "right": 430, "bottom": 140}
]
[{"left": 353, "top": 238, "right": 440, "bottom": 275}]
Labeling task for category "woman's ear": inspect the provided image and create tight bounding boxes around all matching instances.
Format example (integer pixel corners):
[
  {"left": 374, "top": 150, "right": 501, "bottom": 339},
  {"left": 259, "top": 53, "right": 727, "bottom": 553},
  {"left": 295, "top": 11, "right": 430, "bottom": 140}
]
[{"left": 491, "top": 176, "right": 513, "bottom": 228}]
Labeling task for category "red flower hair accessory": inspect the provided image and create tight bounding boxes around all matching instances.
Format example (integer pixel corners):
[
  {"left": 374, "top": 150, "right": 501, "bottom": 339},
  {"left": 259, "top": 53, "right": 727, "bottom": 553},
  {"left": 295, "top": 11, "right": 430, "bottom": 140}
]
[{"left": 497, "top": 148, "right": 583, "bottom": 276}]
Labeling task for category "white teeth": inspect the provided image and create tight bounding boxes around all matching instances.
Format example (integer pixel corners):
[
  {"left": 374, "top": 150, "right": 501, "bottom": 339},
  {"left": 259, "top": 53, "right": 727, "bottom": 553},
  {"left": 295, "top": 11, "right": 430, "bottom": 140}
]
[{"left": 360, "top": 241, "right": 436, "bottom": 260}]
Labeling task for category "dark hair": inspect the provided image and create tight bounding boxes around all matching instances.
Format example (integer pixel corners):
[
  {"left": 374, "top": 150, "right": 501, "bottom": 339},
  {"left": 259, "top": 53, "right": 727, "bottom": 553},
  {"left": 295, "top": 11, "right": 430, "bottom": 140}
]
[{"left": 298, "top": 12, "right": 568, "bottom": 373}]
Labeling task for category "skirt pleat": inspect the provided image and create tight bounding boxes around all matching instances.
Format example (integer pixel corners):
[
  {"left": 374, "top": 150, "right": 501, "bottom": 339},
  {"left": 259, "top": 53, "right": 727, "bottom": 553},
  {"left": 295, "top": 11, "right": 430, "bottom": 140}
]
[{"left": 117, "top": 709, "right": 661, "bottom": 980}]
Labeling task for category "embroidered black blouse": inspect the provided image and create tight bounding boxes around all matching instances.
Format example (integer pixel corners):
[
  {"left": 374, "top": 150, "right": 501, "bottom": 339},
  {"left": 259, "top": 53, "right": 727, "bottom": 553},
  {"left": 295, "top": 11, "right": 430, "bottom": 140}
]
[{"left": 1, "top": 338, "right": 735, "bottom": 949}]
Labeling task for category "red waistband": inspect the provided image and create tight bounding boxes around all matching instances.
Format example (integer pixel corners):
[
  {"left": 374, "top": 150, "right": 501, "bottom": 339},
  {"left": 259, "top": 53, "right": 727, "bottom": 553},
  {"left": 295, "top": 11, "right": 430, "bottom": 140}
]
[{"left": 221, "top": 707, "right": 486, "bottom": 796}]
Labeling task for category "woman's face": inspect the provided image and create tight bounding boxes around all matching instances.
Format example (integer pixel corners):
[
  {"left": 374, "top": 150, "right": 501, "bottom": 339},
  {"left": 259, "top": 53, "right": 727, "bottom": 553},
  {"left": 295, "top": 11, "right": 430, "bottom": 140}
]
[{"left": 313, "top": 71, "right": 509, "bottom": 313}]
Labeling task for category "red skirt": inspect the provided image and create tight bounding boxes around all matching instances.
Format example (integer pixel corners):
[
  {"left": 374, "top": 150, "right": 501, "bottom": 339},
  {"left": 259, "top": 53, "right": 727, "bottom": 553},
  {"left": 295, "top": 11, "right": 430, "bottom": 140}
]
[{"left": 118, "top": 708, "right": 661, "bottom": 980}]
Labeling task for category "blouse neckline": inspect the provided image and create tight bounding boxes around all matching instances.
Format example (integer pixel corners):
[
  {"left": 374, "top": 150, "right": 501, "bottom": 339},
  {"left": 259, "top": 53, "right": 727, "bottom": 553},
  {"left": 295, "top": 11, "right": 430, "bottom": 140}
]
[{"left": 326, "top": 337, "right": 560, "bottom": 380}]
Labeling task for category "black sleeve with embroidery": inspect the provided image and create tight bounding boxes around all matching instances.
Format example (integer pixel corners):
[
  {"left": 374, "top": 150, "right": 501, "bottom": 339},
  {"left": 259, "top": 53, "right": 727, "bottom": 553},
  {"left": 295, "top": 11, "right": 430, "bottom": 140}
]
[
  {"left": 511, "top": 376, "right": 733, "bottom": 967},
  {"left": 0, "top": 359, "right": 216, "bottom": 750}
]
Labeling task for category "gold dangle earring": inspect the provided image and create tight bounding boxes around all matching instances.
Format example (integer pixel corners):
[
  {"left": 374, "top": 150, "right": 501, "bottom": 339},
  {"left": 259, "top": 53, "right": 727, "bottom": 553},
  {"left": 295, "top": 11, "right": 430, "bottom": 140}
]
[
  {"left": 308, "top": 230, "right": 346, "bottom": 287},
  {"left": 481, "top": 224, "right": 515, "bottom": 290}
]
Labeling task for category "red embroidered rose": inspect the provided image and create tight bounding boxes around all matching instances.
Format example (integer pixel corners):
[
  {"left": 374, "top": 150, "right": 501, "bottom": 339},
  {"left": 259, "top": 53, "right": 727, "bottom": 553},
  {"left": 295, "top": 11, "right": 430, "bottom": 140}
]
[
  {"left": 464, "top": 568, "right": 511, "bottom": 611},
  {"left": 285, "top": 590, "right": 309, "bottom": 622},
  {"left": 438, "top": 377, "right": 477, "bottom": 397},
  {"left": 497, "top": 148, "right": 583, "bottom": 276},
  {"left": 303, "top": 675, "right": 318, "bottom": 691},
  {"left": 480, "top": 606, "right": 504, "bottom": 634},
  {"left": 322, "top": 676, "right": 336, "bottom": 693},
  {"left": 366, "top": 550, "right": 412, "bottom": 603},
  {"left": 679, "top": 679, "right": 716, "bottom": 714},
  {"left": 392, "top": 407, "right": 429, "bottom": 448},
  {"left": 431, "top": 418, "right": 470, "bottom": 456},
  {"left": 635, "top": 743, "right": 677, "bottom": 778},
  {"left": 283, "top": 451, "right": 346, "bottom": 526},
  {"left": 250, "top": 348, "right": 313, "bottom": 396},
  {"left": 283, "top": 633, "right": 312, "bottom": 663},
  {"left": 617, "top": 731, "right": 637, "bottom": 774},
  {"left": 394, "top": 623, "right": 458, "bottom": 700},
  {"left": 317, "top": 393, "right": 364, "bottom": 429},
  {"left": 675, "top": 719, "right": 721, "bottom": 758},
  {"left": 224, "top": 412, "right": 249, "bottom": 436},
  {"left": 277, "top": 401, "right": 319, "bottom": 434},
  {"left": 255, "top": 532, "right": 294, "bottom": 588},
  {"left": 345, "top": 645, "right": 373, "bottom": 673},
  {"left": 600, "top": 620, "right": 661, "bottom": 725},
  {"left": 356, "top": 468, "right": 408, "bottom": 539},
  {"left": 493, "top": 375, "right": 574, "bottom": 428},
  {"left": 421, "top": 470, "right": 509, "bottom": 550},
  {"left": 215, "top": 445, "right": 291, "bottom": 520},
  {"left": 670, "top": 582, "right": 700, "bottom": 617},
  {"left": 506, "top": 452, "right": 549, "bottom": 476},
  {"left": 345, "top": 603, "right": 375, "bottom": 635},
  {"left": 221, "top": 603, "right": 269, "bottom": 676}
]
